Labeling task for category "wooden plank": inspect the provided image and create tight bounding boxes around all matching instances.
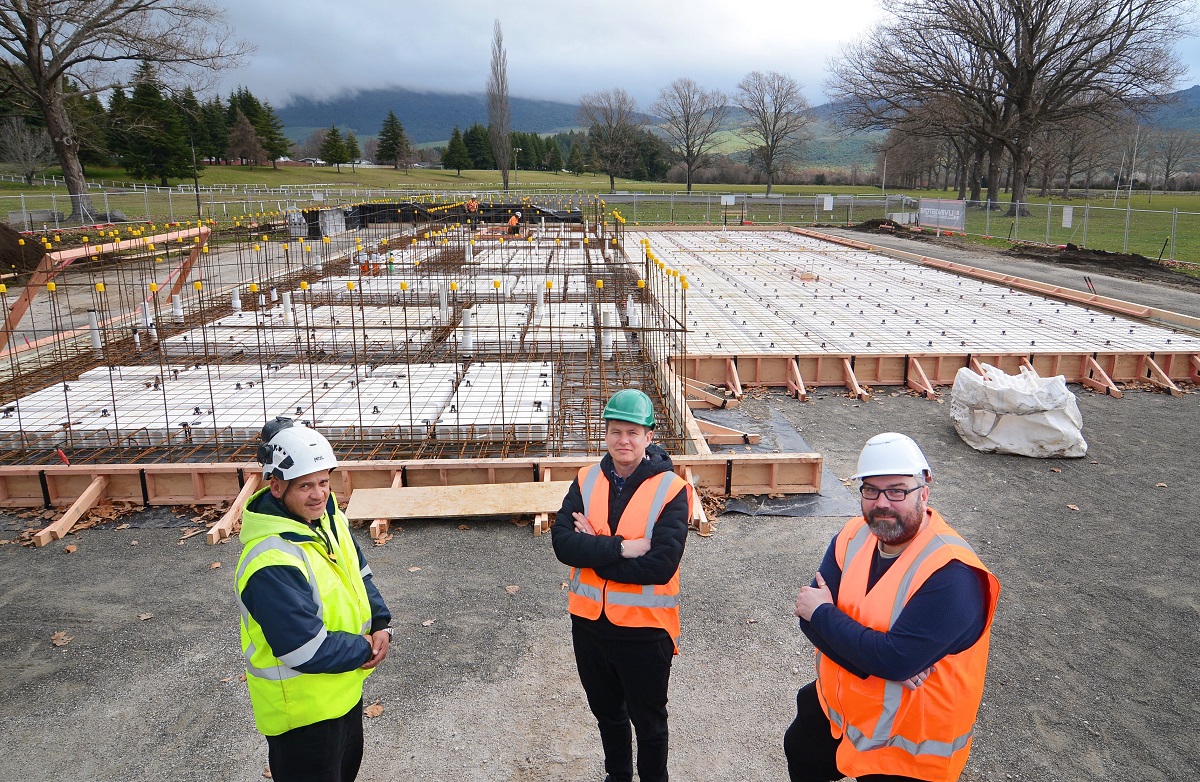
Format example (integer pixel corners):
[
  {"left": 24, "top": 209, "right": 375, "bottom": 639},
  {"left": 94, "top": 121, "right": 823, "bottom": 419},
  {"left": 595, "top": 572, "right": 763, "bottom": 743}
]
[
  {"left": 906, "top": 356, "right": 937, "bottom": 399},
  {"left": 207, "top": 473, "right": 261, "bottom": 544},
  {"left": 1081, "top": 356, "right": 1123, "bottom": 398},
  {"left": 786, "top": 358, "right": 808, "bottom": 401},
  {"left": 695, "top": 419, "right": 761, "bottom": 445},
  {"left": 345, "top": 480, "right": 574, "bottom": 522},
  {"left": 33, "top": 475, "right": 109, "bottom": 547},
  {"left": 683, "top": 467, "right": 712, "bottom": 536},
  {"left": 725, "top": 357, "right": 744, "bottom": 397},
  {"left": 370, "top": 471, "right": 405, "bottom": 541},
  {"left": 1190, "top": 354, "right": 1200, "bottom": 384},
  {"left": 533, "top": 468, "right": 554, "bottom": 536},
  {"left": 842, "top": 358, "right": 870, "bottom": 401},
  {"left": 683, "top": 378, "right": 738, "bottom": 409},
  {"left": 1142, "top": 355, "right": 1183, "bottom": 397}
]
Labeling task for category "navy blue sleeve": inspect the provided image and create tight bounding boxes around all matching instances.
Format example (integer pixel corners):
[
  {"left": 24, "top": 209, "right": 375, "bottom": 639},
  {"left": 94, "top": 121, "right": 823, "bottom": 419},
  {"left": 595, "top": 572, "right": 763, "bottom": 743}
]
[
  {"left": 798, "top": 536, "right": 868, "bottom": 676},
  {"left": 241, "top": 564, "right": 372, "bottom": 674},
  {"left": 807, "top": 560, "right": 987, "bottom": 681},
  {"left": 352, "top": 536, "right": 392, "bottom": 633},
  {"left": 550, "top": 478, "right": 624, "bottom": 568},
  {"left": 592, "top": 490, "right": 688, "bottom": 585}
]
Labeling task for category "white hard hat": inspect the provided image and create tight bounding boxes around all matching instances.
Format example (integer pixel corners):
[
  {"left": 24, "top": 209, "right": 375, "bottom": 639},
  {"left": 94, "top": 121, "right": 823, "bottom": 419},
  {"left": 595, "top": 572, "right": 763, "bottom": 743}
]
[
  {"left": 852, "top": 432, "right": 931, "bottom": 481},
  {"left": 515, "top": 211, "right": 522, "bottom": 218},
  {"left": 257, "top": 417, "right": 338, "bottom": 480}
]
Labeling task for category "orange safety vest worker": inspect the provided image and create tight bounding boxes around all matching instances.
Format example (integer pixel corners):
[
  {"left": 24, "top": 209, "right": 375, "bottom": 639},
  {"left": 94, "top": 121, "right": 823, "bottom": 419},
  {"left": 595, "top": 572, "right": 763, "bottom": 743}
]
[
  {"left": 566, "top": 463, "right": 692, "bottom": 647},
  {"left": 815, "top": 509, "right": 1000, "bottom": 782}
]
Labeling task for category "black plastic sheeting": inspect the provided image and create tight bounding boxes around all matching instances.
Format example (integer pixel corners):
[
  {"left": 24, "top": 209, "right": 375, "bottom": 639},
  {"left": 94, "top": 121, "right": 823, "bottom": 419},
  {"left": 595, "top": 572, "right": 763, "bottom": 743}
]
[{"left": 696, "top": 406, "right": 859, "bottom": 519}]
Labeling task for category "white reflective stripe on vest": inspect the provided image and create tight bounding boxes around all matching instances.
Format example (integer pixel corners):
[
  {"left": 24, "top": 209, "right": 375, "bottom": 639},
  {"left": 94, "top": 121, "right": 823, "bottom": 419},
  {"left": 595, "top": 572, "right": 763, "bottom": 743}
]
[
  {"left": 569, "top": 567, "right": 604, "bottom": 602},
  {"left": 834, "top": 526, "right": 977, "bottom": 759},
  {"left": 606, "top": 586, "right": 679, "bottom": 609},
  {"left": 641, "top": 474, "right": 677, "bottom": 539},
  {"left": 277, "top": 626, "right": 329, "bottom": 668},
  {"left": 237, "top": 536, "right": 324, "bottom": 680},
  {"left": 579, "top": 463, "right": 603, "bottom": 508}
]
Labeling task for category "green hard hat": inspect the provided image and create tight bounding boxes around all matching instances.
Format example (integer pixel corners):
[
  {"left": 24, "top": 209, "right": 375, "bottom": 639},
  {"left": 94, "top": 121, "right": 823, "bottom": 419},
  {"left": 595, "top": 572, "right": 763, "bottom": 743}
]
[{"left": 602, "top": 389, "right": 655, "bottom": 428}]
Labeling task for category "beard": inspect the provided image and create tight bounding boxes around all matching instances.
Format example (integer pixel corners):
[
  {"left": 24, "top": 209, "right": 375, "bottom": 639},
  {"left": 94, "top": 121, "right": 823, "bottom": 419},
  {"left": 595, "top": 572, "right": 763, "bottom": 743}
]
[{"left": 866, "top": 501, "right": 925, "bottom": 547}]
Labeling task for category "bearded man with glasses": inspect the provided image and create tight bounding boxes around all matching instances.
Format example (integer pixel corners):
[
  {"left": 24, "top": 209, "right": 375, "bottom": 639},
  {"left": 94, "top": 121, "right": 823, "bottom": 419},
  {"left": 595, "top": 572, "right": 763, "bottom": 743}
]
[{"left": 785, "top": 433, "right": 1000, "bottom": 782}]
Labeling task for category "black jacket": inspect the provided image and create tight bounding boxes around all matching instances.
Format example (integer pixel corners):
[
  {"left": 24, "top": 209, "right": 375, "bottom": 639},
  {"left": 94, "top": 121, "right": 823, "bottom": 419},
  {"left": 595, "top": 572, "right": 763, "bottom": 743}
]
[{"left": 551, "top": 444, "right": 689, "bottom": 639}]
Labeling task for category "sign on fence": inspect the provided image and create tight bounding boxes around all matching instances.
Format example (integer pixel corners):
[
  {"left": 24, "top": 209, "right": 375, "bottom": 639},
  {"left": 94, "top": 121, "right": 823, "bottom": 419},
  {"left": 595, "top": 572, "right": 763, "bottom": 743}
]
[
  {"left": 1062, "top": 206, "right": 1073, "bottom": 229},
  {"left": 918, "top": 198, "right": 966, "bottom": 231}
]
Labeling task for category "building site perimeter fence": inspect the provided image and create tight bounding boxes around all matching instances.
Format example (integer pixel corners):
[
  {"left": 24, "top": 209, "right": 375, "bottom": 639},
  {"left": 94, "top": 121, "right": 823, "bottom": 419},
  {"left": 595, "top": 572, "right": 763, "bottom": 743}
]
[
  {"left": 598, "top": 193, "right": 1200, "bottom": 265},
  {"left": 5, "top": 185, "right": 1199, "bottom": 265}
]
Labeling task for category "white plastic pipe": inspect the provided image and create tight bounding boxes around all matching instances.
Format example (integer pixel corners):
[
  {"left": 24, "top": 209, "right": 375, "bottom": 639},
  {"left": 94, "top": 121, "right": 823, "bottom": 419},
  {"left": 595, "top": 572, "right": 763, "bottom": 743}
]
[
  {"left": 438, "top": 285, "right": 449, "bottom": 324},
  {"left": 231, "top": 288, "right": 242, "bottom": 312},
  {"left": 602, "top": 310, "right": 615, "bottom": 360},
  {"left": 270, "top": 286, "right": 279, "bottom": 303},
  {"left": 139, "top": 303, "right": 151, "bottom": 330},
  {"left": 461, "top": 307, "right": 475, "bottom": 354},
  {"left": 281, "top": 291, "right": 293, "bottom": 324},
  {"left": 87, "top": 309, "right": 102, "bottom": 352},
  {"left": 171, "top": 294, "right": 184, "bottom": 319}
]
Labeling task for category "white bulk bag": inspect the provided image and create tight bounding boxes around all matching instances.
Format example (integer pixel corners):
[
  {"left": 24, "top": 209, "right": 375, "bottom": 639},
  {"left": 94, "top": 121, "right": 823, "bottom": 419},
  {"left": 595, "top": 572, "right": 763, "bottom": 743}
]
[{"left": 950, "top": 363, "right": 1087, "bottom": 458}]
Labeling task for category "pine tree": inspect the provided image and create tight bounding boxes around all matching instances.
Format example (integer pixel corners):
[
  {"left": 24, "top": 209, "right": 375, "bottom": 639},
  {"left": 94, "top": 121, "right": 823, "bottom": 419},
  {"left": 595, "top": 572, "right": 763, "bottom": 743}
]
[
  {"left": 319, "top": 125, "right": 348, "bottom": 172},
  {"left": 463, "top": 123, "right": 494, "bottom": 169},
  {"left": 120, "top": 64, "right": 194, "bottom": 186},
  {"left": 344, "top": 131, "right": 361, "bottom": 170},
  {"left": 258, "top": 102, "right": 291, "bottom": 168},
  {"left": 200, "top": 97, "right": 229, "bottom": 163},
  {"left": 226, "top": 109, "right": 266, "bottom": 167},
  {"left": 105, "top": 88, "right": 130, "bottom": 164},
  {"left": 546, "top": 141, "right": 563, "bottom": 172},
  {"left": 441, "top": 127, "right": 471, "bottom": 176},
  {"left": 567, "top": 142, "right": 584, "bottom": 175},
  {"left": 377, "top": 111, "right": 404, "bottom": 169}
]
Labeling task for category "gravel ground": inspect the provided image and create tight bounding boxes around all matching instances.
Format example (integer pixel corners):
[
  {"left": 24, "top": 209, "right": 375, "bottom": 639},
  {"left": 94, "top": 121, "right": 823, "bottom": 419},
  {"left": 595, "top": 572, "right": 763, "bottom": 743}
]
[{"left": 1, "top": 243, "right": 1198, "bottom": 782}]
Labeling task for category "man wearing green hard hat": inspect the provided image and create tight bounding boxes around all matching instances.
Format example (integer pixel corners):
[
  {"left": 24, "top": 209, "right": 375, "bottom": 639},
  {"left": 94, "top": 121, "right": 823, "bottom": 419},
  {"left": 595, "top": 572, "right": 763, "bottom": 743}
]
[{"left": 551, "top": 388, "right": 694, "bottom": 782}]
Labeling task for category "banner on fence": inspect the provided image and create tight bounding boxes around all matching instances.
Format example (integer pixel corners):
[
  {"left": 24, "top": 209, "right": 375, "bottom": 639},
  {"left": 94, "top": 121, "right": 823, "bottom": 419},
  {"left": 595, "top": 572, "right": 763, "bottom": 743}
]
[{"left": 918, "top": 198, "right": 966, "bottom": 230}]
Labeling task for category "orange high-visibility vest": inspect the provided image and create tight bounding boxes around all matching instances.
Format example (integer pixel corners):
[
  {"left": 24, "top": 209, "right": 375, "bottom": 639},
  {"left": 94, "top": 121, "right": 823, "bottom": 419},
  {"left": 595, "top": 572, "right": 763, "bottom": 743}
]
[
  {"left": 815, "top": 509, "right": 1000, "bottom": 782},
  {"left": 508, "top": 215, "right": 519, "bottom": 228},
  {"left": 567, "top": 463, "right": 692, "bottom": 647}
]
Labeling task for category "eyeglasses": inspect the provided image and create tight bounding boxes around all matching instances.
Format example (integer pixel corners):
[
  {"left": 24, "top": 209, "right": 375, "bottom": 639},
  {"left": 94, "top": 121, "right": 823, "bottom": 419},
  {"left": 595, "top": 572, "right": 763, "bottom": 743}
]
[{"left": 859, "top": 484, "right": 924, "bottom": 501}]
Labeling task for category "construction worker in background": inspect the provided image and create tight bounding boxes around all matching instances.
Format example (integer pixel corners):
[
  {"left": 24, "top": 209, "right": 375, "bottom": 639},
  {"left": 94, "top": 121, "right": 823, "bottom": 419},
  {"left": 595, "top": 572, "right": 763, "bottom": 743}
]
[
  {"left": 508, "top": 210, "right": 522, "bottom": 235},
  {"left": 465, "top": 193, "right": 480, "bottom": 228},
  {"left": 551, "top": 389, "right": 694, "bottom": 782},
  {"left": 786, "top": 432, "right": 1000, "bottom": 782},
  {"left": 236, "top": 417, "right": 393, "bottom": 782}
]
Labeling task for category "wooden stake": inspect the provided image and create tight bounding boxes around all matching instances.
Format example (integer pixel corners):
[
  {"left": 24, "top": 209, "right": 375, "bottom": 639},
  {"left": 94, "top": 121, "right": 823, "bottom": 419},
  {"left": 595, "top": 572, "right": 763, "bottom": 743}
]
[
  {"left": 33, "top": 475, "right": 108, "bottom": 547},
  {"left": 842, "top": 359, "right": 871, "bottom": 401},
  {"left": 724, "top": 357, "right": 744, "bottom": 398},
  {"left": 905, "top": 357, "right": 938, "bottom": 399},
  {"left": 786, "top": 358, "right": 808, "bottom": 401},
  {"left": 695, "top": 419, "right": 761, "bottom": 445},
  {"left": 369, "top": 471, "right": 404, "bottom": 541},
  {"left": 1141, "top": 355, "right": 1183, "bottom": 397},
  {"left": 207, "top": 473, "right": 260, "bottom": 544},
  {"left": 1081, "top": 356, "right": 1123, "bottom": 398}
]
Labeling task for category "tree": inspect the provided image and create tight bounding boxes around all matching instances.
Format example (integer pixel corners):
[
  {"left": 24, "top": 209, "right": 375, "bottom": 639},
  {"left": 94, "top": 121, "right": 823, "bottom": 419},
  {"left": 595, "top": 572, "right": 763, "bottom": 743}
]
[
  {"left": 579, "top": 88, "right": 642, "bottom": 192},
  {"left": 827, "top": 0, "right": 1188, "bottom": 215},
  {"left": 486, "top": 20, "right": 512, "bottom": 190},
  {"left": 294, "top": 129, "right": 326, "bottom": 162},
  {"left": 442, "top": 127, "right": 471, "bottom": 175},
  {"left": 199, "top": 96, "right": 230, "bottom": 163},
  {"left": 344, "top": 131, "right": 361, "bottom": 170},
  {"left": 546, "top": 141, "right": 563, "bottom": 172},
  {"left": 226, "top": 109, "right": 266, "bottom": 166},
  {"left": 0, "top": 1, "right": 249, "bottom": 220},
  {"left": 652, "top": 78, "right": 729, "bottom": 192},
  {"left": 1152, "top": 129, "right": 1199, "bottom": 193},
  {"left": 0, "top": 117, "right": 55, "bottom": 185},
  {"left": 258, "top": 103, "right": 291, "bottom": 168},
  {"left": 567, "top": 141, "right": 585, "bottom": 175},
  {"left": 319, "top": 125, "right": 349, "bottom": 172},
  {"left": 463, "top": 123, "right": 494, "bottom": 169},
  {"left": 377, "top": 111, "right": 411, "bottom": 169},
  {"left": 120, "top": 64, "right": 194, "bottom": 186},
  {"left": 734, "top": 71, "right": 812, "bottom": 196}
]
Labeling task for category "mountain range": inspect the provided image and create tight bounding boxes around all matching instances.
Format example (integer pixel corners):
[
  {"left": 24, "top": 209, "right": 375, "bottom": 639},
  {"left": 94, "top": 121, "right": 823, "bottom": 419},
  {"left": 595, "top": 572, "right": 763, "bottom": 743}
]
[{"left": 276, "top": 84, "right": 1200, "bottom": 164}]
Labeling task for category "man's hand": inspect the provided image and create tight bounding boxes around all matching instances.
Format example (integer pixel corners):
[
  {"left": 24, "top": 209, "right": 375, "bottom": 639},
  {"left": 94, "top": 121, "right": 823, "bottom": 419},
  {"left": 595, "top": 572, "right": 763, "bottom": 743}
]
[
  {"left": 620, "top": 537, "right": 651, "bottom": 558},
  {"left": 794, "top": 572, "right": 834, "bottom": 622},
  {"left": 361, "top": 629, "right": 390, "bottom": 669},
  {"left": 572, "top": 512, "right": 596, "bottom": 535},
  {"left": 900, "top": 665, "right": 936, "bottom": 691}
]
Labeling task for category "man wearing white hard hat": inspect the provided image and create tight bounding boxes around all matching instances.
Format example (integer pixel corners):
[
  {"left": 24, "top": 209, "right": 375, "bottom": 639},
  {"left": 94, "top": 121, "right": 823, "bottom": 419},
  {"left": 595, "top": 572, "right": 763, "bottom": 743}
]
[
  {"left": 786, "top": 433, "right": 1000, "bottom": 782},
  {"left": 236, "top": 417, "right": 393, "bottom": 782}
]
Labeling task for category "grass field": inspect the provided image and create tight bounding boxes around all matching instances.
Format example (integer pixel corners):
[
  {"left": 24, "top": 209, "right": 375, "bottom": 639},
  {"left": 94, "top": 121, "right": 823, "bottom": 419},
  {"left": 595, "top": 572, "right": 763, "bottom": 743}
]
[{"left": 4, "top": 163, "right": 1200, "bottom": 266}]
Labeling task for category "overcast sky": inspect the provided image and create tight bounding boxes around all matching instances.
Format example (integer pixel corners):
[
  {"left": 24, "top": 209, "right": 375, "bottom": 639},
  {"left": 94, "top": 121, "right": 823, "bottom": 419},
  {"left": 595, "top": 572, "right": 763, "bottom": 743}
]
[{"left": 219, "top": 0, "right": 1200, "bottom": 109}]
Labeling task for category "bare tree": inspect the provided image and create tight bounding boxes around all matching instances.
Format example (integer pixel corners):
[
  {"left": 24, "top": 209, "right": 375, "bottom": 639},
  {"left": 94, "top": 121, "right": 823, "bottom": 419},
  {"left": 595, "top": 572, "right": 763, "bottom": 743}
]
[
  {"left": 294, "top": 129, "right": 327, "bottom": 161},
  {"left": 0, "top": 117, "right": 55, "bottom": 185},
  {"left": 734, "top": 71, "right": 813, "bottom": 196},
  {"left": 652, "top": 78, "right": 728, "bottom": 193},
  {"left": 1153, "top": 128, "right": 1199, "bottom": 193},
  {"left": 226, "top": 110, "right": 267, "bottom": 167},
  {"left": 486, "top": 20, "right": 512, "bottom": 191},
  {"left": 828, "top": 0, "right": 1188, "bottom": 215},
  {"left": 0, "top": 1, "right": 248, "bottom": 220},
  {"left": 578, "top": 88, "right": 642, "bottom": 193}
]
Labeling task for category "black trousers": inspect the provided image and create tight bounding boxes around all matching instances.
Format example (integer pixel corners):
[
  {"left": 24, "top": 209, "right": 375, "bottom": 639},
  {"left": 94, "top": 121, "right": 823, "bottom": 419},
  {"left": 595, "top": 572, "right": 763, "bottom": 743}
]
[
  {"left": 265, "top": 699, "right": 364, "bottom": 782},
  {"left": 784, "top": 682, "right": 920, "bottom": 782},
  {"left": 572, "top": 623, "right": 675, "bottom": 782}
]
